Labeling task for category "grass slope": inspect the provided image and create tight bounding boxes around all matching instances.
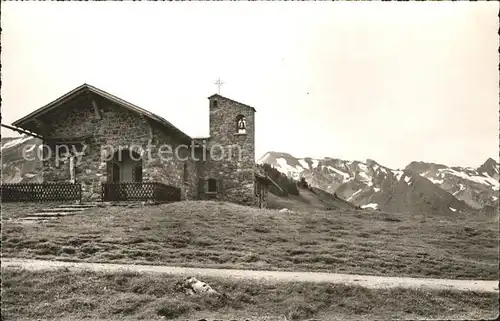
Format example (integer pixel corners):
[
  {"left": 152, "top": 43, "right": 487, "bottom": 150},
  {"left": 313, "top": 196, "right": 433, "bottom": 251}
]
[
  {"left": 2, "top": 268, "right": 498, "bottom": 321},
  {"left": 267, "top": 186, "right": 359, "bottom": 211},
  {"left": 2, "top": 201, "right": 498, "bottom": 280}
]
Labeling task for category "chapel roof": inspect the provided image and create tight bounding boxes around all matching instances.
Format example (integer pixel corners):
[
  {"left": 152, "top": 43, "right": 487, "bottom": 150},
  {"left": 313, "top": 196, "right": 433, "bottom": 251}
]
[
  {"left": 208, "top": 94, "right": 257, "bottom": 112},
  {"left": 11, "top": 83, "right": 193, "bottom": 142}
]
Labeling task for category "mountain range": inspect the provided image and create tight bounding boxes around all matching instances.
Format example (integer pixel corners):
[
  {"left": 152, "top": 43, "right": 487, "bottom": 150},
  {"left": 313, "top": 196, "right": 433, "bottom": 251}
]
[
  {"left": 1, "top": 136, "right": 498, "bottom": 215},
  {"left": 257, "top": 151, "right": 499, "bottom": 215},
  {"left": 1, "top": 136, "right": 43, "bottom": 184}
]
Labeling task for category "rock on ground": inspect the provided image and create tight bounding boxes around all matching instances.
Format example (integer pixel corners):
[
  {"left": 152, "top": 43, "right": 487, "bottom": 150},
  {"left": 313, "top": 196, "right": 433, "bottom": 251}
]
[{"left": 177, "top": 276, "right": 219, "bottom": 296}]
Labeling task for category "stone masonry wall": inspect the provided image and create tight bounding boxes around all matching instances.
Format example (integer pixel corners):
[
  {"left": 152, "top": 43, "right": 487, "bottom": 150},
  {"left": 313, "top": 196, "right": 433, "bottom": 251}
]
[
  {"left": 148, "top": 125, "right": 198, "bottom": 200},
  {"left": 203, "top": 95, "right": 256, "bottom": 206},
  {"left": 40, "top": 94, "right": 197, "bottom": 201}
]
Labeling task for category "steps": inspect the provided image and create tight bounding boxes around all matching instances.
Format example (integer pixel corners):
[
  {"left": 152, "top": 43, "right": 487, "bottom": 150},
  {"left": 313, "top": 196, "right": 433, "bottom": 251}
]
[{"left": 20, "top": 203, "right": 97, "bottom": 223}]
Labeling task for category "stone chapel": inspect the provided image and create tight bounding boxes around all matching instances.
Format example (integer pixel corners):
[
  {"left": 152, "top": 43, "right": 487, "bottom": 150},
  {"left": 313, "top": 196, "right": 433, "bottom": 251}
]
[{"left": 10, "top": 83, "right": 270, "bottom": 207}]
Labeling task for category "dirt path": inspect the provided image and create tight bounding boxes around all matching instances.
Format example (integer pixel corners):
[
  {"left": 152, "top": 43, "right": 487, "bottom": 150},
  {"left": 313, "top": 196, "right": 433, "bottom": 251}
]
[{"left": 3, "top": 257, "right": 498, "bottom": 293}]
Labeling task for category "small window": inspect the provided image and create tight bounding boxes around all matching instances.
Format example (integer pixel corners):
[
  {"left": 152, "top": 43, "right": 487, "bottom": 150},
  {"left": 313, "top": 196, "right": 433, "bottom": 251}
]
[
  {"left": 212, "top": 100, "right": 218, "bottom": 108},
  {"left": 236, "top": 115, "right": 246, "bottom": 134},
  {"left": 183, "top": 163, "right": 188, "bottom": 182},
  {"left": 207, "top": 178, "right": 217, "bottom": 193}
]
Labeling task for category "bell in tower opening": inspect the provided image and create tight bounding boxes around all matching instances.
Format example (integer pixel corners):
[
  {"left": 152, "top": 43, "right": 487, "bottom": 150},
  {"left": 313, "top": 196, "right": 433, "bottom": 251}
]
[{"left": 236, "top": 115, "right": 247, "bottom": 134}]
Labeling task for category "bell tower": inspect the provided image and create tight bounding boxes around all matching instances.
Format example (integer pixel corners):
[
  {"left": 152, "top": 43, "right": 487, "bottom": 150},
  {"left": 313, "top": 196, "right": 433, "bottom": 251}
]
[{"left": 203, "top": 94, "right": 256, "bottom": 205}]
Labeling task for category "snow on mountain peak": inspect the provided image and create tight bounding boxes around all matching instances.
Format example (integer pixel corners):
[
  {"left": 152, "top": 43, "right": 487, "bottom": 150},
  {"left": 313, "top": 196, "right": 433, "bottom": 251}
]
[
  {"left": 276, "top": 157, "right": 304, "bottom": 180},
  {"left": 257, "top": 151, "right": 495, "bottom": 214},
  {"left": 392, "top": 170, "right": 404, "bottom": 181},
  {"left": 326, "top": 166, "right": 351, "bottom": 181},
  {"left": 437, "top": 167, "right": 499, "bottom": 191},
  {"left": 361, "top": 203, "right": 378, "bottom": 210},
  {"left": 1, "top": 135, "right": 32, "bottom": 151},
  {"left": 357, "top": 163, "right": 369, "bottom": 172},
  {"left": 358, "top": 171, "right": 373, "bottom": 186},
  {"left": 298, "top": 159, "right": 310, "bottom": 169}
]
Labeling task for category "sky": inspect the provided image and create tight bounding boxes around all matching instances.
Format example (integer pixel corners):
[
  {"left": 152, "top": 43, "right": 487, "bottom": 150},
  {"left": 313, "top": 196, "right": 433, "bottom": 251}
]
[{"left": 1, "top": 1, "right": 498, "bottom": 169}]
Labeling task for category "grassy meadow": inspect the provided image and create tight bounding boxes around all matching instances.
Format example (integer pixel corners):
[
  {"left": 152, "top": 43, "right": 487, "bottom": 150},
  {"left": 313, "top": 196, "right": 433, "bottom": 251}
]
[
  {"left": 2, "top": 201, "right": 498, "bottom": 280},
  {"left": 2, "top": 268, "right": 498, "bottom": 321}
]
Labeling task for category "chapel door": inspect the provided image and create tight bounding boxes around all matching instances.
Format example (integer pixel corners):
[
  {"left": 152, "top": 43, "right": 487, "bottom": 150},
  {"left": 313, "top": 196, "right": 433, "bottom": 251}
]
[
  {"left": 105, "top": 162, "right": 121, "bottom": 201},
  {"left": 111, "top": 163, "right": 121, "bottom": 183}
]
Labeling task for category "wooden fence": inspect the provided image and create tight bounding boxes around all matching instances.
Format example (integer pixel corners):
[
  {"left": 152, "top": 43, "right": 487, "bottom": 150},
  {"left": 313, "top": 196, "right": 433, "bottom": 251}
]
[
  {"left": 101, "top": 182, "right": 181, "bottom": 202},
  {"left": 1, "top": 182, "right": 82, "bottom": 202}
]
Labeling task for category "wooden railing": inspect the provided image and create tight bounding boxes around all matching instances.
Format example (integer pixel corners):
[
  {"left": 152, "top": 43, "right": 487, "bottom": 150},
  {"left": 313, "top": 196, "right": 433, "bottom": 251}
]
[
  {"left": 101, "top": 182, "right": 181, "bottom": 202},
  {"left": 0, "top": 182, "right": 82, "bottom": 202}
]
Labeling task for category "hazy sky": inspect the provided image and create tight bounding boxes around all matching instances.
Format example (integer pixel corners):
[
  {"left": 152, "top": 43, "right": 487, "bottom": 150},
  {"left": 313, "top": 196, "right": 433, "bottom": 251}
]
[{"left": 1, "top": 2, "right": 498, "bottom": 169}]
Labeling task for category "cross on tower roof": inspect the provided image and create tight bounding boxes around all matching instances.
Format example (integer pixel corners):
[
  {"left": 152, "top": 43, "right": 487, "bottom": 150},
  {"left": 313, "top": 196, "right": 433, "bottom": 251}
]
[{"left": 214, "top": 77, "right": 224, "bottom": 94}]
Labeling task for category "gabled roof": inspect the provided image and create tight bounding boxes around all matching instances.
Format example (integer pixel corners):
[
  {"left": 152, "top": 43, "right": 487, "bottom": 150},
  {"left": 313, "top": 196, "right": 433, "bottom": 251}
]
[
  {"left": 208, "top": 94, "right": 257, "bottom": 112},
  {"left": 12, "top": 83, "right": 193, "bottom": 142}
]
